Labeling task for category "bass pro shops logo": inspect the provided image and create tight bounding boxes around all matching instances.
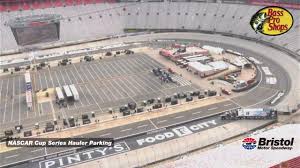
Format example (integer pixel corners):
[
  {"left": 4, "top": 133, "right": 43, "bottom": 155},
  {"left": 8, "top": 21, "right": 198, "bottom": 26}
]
[
  {"left": 242, "top": 137, "right": 257, "bottom": 150},
  {"left": 250, "top": 6, "right": 293, "bottom": 36}
]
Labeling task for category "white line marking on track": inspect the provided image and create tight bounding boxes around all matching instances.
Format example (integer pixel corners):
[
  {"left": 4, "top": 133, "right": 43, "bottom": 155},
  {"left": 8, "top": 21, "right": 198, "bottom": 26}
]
[
  {"left": 174, "top": 115, "right": 184, "bottom": 119},
  {"left": 99, "top": 133, "right": 111, "bottom": 137},
  {"left": 120, "top": 128, "right": 132, "bottom": 132},
  {"left": 192, "top": 111, "right": 202, "bottom": 115},
  {"left": 157, "top": 120, "right": 167, "bottom": 123},
  {"left": 137, "top": 124, "right": 148, "bottom": 128},
  {"left": 208, "top": 107, "right": 218, "bottom": 111},
  {"left": 5, "top": 154, "right": 18, "bottom": 159},
  {"left": 229, "top": 100, "right": 244, "bottom": 108},
  {"left": 31, "top": 148, "right": 44, "bottom": 153},
  {"left": 149, "top": 119, "right": 159, "bottom": 129},
  {"left": 223, "top": 103, "right": 232, "bottom": 107}
]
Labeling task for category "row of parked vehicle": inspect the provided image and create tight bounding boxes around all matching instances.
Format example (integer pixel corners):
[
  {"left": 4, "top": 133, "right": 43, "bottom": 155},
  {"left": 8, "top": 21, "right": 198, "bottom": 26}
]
[
  {"left": 152, "top": 68, "right": 175, "bottom": 83},
  {"left": 118, "top": 90, "right": 217, "bottom": 116},
  {"left": 105, "top": 49, "right": 134, "bottom": 56},
  {"left": 1, "top": 113, "right": 95, "bottom": 138}
]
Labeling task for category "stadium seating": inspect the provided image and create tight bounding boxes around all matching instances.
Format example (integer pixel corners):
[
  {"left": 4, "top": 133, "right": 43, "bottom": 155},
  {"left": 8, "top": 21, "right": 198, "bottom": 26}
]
[
  {"left": 270, "top": 156, "right": 300, "bottom": 168},
  {"left": 0, "top": 0, "right": 117, "bottom": 12},
  {"left": 0, "top": 2, "right": 299, "bottom": 59}
]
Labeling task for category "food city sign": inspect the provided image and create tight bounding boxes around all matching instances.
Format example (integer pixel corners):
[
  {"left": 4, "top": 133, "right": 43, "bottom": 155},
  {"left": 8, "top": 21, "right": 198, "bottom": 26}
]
[
  {"left": 136, "top": 119, "right": 218, "bottom": 146},
  {"left": 250, "top": 6, "right": 293, "bottom": 36}
]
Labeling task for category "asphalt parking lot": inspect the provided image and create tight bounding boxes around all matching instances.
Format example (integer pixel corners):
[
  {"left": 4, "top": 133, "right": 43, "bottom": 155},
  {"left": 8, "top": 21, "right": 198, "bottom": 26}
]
[
  {"left": 0, "top": 53, "right": 197, "bottom": 131},
  {"left": 0, "top": 74, "right": 29, "bottom": 125},
  {"left": 46, "top": 54, "right": 196, "bottom": 119}
]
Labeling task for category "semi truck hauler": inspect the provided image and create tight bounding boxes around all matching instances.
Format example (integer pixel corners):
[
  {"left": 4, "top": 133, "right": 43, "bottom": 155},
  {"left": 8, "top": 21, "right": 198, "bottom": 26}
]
[{"left": 69, "top": 84, "right": 79, "bottom": 101}]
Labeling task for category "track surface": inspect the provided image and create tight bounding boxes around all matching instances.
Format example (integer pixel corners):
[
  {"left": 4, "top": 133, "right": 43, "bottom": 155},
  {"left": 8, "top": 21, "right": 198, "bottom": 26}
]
[{"left": 0, "top": 32, "right": 295, "bottom": 168}]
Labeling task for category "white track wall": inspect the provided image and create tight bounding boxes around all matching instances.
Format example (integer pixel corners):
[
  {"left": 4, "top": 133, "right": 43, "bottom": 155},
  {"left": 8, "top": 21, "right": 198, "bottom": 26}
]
[{"left": 0, "top": 2, "right": 299, "bottom": 55}]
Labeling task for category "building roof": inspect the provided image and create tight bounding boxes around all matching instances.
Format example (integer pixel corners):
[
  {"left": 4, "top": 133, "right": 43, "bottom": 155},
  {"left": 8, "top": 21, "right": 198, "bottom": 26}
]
[
  {"left": 202, "top": 45, "right": 224, "bottom": 54},
  {"left": 186, "top": 56, "right": 210, "bottom": 62},
  {"left": 188, "top": 62, "right": 213, "bottom": 72},
  {"left": 208, "top": 61, "right": 228, "bottom": 70},
  {"left": 232, "top": 57, "right": 249, "bottom": 67}
]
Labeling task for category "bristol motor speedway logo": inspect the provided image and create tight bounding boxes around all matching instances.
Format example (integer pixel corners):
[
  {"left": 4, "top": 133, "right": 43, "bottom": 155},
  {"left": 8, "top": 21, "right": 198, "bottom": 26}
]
[
  {"left": 242, "top": 137, "right": 295, "bottom": 150},
  {"left": 242, "top": 137, "right": 257, "bottom": 150}
]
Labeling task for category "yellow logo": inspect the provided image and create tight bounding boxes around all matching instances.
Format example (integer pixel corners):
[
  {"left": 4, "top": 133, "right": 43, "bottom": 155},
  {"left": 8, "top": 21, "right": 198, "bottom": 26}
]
[{"left": 250, "top": 6, "right": 294, "bottom": 36}]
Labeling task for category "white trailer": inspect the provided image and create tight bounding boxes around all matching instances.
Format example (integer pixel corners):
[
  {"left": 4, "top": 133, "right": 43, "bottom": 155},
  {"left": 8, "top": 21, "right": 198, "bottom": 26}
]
[
  {"left": 63, "top": 85, "right": 73, "bottom": 101},
  {"left": 25, "top": 91, "right": 32, "bottom": 110},
  {"left": 221, "top": 108, "right": 276, "bottom": 120},
  {"left": 55, "top": 87, "right": 65, "bottom": 103},
  {"left": 237, "top": 108, "right": 268, "bottom": 118},
  {"left": 24, "top": 72, "right": 31, "bottom": 83},
  {"left": 225, "top": 49, "right": 243, "bottom": 56},
  {"left": 69, "top": 84, "right": 79, "bottom": 101},
  {"left": 202, "top": 45, "right": 224, "bottom": 55}
]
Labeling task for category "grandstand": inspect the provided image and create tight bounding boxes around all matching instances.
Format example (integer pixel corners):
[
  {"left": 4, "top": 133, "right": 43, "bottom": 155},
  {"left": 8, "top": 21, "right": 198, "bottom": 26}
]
[
  {"left": 0, "top": 1, "right": 299, "bottom": 58},
  {"left": 0, "top": 1, "right": 299, "bottom": 59},
  {"left": 0, "top": 0, "right": 116, "bottom": 12},
  {"left": 158, "top": 124, "right": 300, "bottom": 168}
]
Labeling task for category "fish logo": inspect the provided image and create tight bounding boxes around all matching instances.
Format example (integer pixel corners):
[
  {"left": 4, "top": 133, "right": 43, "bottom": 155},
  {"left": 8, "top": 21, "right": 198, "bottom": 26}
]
[
  {"left": 250, "top": 12, "right": 269, "bottom": 34},
  {"left": 250, "top": 6, "right": 293, "bottom": 36}
]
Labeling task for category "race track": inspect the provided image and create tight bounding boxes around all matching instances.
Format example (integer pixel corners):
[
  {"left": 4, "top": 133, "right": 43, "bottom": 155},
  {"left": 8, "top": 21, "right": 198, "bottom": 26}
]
[{"left": 0, "top": 32, "right": 298, "bottom": 168}]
